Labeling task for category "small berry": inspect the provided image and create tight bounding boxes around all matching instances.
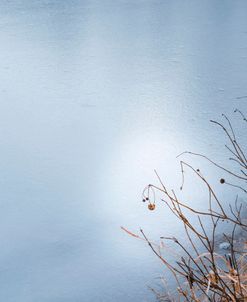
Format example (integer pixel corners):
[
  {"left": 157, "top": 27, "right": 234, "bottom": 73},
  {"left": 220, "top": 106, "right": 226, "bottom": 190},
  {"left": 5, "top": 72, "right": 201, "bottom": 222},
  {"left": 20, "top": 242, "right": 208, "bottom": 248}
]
[
  {"left": 145, "top": 197, "right": 149, "bottom": 201},
  {"left": 220, "top": 178, "right": 225, "bottom": 184},
  {"left": 142, "top": 199, "right": 146, "bottom": 202}
]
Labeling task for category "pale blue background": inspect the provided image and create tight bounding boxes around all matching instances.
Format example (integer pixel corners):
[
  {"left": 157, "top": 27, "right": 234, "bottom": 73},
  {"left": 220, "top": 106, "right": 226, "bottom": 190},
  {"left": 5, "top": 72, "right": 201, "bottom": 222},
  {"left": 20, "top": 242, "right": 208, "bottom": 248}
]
[{"left": 0, "top": 1, "right": 246, "bottom": 301}]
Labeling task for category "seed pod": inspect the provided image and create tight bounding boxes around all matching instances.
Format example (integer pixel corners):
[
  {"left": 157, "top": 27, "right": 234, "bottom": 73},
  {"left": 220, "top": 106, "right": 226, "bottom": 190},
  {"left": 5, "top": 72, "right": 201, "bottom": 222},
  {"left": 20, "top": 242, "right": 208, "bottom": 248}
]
[{"left": 148, "top": 203, "right": 155, "bottom": 211}]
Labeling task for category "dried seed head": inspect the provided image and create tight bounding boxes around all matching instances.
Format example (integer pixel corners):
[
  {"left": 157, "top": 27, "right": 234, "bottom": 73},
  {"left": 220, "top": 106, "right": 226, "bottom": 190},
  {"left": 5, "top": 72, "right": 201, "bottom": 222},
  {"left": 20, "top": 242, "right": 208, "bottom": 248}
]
[
  {"left": 220, "top": 178, "right": 225, "bottom": 184},
  {"left": 148, "top": 203, "right": 155, "bottom": 211}
]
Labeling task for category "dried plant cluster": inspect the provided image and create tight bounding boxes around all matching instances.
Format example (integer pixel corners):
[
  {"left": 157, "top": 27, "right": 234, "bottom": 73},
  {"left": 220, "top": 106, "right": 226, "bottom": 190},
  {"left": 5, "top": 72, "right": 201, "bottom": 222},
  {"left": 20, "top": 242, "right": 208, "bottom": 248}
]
[{"left": 123, "top": 110, "right": 247, "bottom": 301}]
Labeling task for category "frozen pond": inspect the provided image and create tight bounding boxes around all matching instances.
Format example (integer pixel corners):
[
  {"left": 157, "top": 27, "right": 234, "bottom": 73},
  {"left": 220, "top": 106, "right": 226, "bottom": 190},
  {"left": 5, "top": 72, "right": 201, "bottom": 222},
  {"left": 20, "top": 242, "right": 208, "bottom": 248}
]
[{"left": 0, "top": 1, "right": 246, "bottom": 301}]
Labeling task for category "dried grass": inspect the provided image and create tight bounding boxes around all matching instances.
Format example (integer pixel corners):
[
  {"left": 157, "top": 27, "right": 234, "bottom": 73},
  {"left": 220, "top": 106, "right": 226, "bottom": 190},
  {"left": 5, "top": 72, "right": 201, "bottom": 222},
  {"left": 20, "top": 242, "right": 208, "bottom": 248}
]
[{"left": 123, "top": 110, "right": 247, "bottom": 301}]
